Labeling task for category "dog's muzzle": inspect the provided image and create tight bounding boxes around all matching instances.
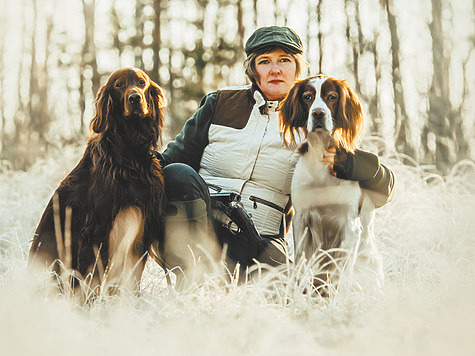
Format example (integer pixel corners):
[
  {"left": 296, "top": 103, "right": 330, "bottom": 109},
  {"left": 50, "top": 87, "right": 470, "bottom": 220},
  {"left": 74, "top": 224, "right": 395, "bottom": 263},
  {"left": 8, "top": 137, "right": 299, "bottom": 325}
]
[
  {"left": 311, "top": 108, "right": 331, "bottom": 132},
  {"left": 126, "top": 92, "right": 147, "bottom": 117},
  {"left": 128, "top": 92, "right": 142, "bottom": 105}
]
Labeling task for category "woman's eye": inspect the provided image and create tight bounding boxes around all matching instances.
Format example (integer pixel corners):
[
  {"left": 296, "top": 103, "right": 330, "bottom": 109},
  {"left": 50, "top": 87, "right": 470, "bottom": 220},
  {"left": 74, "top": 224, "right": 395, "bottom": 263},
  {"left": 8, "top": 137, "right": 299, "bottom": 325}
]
[
  {"left": 258, "top": 60, "right": 269, "bottom": 65},
  {"left": 280, "top": 57, "right": 291, "bottom": 62}
]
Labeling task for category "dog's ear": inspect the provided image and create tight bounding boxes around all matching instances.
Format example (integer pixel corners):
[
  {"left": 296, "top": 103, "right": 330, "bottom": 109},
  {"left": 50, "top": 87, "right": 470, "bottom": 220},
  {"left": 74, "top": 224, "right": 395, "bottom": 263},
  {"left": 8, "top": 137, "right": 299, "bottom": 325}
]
[
  {"left": 334, "top": 80, "right": 364, "bottom": 152},
  {"left": 90, "top": 84, "right": 113, "bottom": 133},
  {"left": 279, "top": 81, "right": 308, "bottom": 146},
  {"left": 147, "top": 79, "right": 167, "bottom": 143}
]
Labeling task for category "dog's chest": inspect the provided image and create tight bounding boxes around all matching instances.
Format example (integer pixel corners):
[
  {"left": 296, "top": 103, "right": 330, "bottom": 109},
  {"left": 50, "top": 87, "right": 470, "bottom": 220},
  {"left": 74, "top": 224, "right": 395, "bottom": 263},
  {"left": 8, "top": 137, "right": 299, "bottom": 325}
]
[
  {"left": 89, "top": 156, "right": 162, "bottom": 208},
  {"left": 291, "top": 155, "right": 361, "bottom": 212}
]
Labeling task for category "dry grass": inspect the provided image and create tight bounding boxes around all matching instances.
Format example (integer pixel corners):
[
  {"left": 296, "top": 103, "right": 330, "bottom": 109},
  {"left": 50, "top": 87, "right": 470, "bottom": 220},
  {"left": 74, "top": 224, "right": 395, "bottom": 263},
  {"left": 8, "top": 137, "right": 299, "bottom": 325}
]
[{"left": 1, "top": 146, "right": 474, "bottom": 355}]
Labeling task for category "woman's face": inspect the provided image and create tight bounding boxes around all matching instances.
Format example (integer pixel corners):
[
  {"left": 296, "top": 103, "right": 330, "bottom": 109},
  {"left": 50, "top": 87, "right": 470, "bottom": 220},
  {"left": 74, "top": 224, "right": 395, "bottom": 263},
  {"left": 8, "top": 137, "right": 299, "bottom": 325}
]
[{"left": 255, "top": 49, "right": 297, "bottom": 101}]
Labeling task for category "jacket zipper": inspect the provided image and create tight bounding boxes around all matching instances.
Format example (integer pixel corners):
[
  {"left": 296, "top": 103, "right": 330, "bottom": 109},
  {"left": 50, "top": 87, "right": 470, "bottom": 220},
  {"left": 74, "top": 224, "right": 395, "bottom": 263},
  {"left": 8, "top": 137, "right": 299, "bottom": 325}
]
[
  {"left": 207, "top": 183, "right": 223, "bottom": 192},
  {"left": 249, "top": 195, "right": 285, "bottom": 213}
]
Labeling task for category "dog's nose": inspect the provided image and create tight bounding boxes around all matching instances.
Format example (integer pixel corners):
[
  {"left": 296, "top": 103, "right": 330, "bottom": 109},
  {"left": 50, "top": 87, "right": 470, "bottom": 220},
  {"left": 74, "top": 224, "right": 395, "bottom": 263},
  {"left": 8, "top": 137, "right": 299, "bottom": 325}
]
[
  {"left": 312, "top": 109, "right": 325, "bottom": 128},
  {"left": 128, "top": 93, "right": 142, "bottom": 104}
]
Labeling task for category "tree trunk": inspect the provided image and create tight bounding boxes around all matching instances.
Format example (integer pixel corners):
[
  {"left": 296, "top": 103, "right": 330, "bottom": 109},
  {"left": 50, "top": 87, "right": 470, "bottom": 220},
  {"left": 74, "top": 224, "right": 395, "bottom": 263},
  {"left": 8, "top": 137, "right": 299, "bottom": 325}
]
[
  {"left": 80, "top": 0, "right": 99, "bottom": 133},
  {"left": 135, "top": 0, "right": 144, "bottom": 69},
  {"left": 423, "top": 0, "right": 453, "bottom": 171},
  {"left": 382, "top": 0, "right": 413, "bottom": 158},
  {"left": 306, "top": 0, "right": 323, "bottom": 74},
  {"left": 316, "top": 0, "right": 323, "bottom": 73},
  {"left": 237, "top": 0, "right": 245, "bottom": 62},
  {"left": 451, "top": 2, "right": 474, "bottom": 161},
  {"left": 151, "top": 0, "right": 162, "bottom": 84},
  {"left": 367, "top": 33, "right": 382, "bottom": 136},
  {"left": 253, "top": 0, "right": 258, "bottom": 28},
  {"left": 0, "top": 9, "right": 5, "bottom": 154},
  {"left": 345, "top": 0, "right": 360, "bottom": 93}
]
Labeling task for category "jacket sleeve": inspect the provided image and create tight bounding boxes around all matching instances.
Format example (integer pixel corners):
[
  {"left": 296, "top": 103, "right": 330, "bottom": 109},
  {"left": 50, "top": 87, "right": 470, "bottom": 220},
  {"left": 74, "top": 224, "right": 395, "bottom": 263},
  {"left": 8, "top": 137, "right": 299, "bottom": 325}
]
[
  {"left": 159, "top": 92, "right": 218, "bottom": 171},
  {"left": 333, "top": 149, "right": 395, "bottom": 208}
]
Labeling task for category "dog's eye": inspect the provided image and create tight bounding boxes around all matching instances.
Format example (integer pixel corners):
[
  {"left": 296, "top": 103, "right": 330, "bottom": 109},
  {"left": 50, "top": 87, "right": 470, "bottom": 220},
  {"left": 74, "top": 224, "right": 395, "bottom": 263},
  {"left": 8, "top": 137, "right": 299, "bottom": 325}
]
[
  {"left": 115, "top": 81, "right": 124, "bottom": 88},
  {"left": 138, "top": 79, "right": 146, "bottom": 85},
  {"left": 327, "top": 93, "right": 338, "bottom": 101},
  {"left": 303, "top": 94, "right": 313, "bottom": 102}
]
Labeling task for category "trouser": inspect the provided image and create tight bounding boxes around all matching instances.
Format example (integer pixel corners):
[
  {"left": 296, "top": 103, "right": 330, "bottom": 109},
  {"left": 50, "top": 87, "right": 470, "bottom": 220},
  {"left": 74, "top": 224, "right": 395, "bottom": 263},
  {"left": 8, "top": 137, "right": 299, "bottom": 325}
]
[{"left": 161, "top": 163, "right": 288, "bottom": 282}]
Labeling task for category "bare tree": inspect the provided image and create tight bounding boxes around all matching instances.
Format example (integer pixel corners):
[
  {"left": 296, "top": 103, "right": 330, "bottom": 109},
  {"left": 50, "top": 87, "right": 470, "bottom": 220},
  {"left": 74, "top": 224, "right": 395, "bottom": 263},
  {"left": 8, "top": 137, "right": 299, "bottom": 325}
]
[
  {"left": 309, "top": 0, "right": 323, "bottom": 74},
  {"left": 1, "top": 0, "right": 473, "bottom": 172},
  {"left": 28, "top": 0, "right": 48, "bottom": 143},
  {"left": 134, "top": 0, "right": 145, "bottom": 69},
  {"left": 345, "top": 0, "right": 362, "bottom": 93},
  {"left": 150, "top": 0, "right": 163, "bottom": 84},
  {"left": 366, "top": 32, "right": 382, "bottom": 136},
  {"left": 13, "top": 0, "right": 28, "bottom": 156},
  {"left": 0, "top": 8, "right": 5, "bottom": 155},
  {"left": 381, "top": 0, "right": 413, "bottom": 158},
  {"left": 111, "top": 2, "right": 123, "bottom": 62},
  {"left": 421, "top": 0, "right": 455, "bottom": 171},
  {"left": 253, "top": 0, "right": 258, "bottom": 28},
  {"left": 316, "top": 0, "right": 323, "bottom": 74},
  {"left": 344, "top": 1, "right": 382, "bottom": 136},
  {"left": 27, "top": 0, "right": 53, "bottom": 155},
  {"left": 450, "top": 1, "right": 474, "bottom": 162},
  {"left": 237, "top": 0, "right": 245, "bottom": 53},
  {"left": 80, "top": 0, "right": 99, "bottom": 133}
]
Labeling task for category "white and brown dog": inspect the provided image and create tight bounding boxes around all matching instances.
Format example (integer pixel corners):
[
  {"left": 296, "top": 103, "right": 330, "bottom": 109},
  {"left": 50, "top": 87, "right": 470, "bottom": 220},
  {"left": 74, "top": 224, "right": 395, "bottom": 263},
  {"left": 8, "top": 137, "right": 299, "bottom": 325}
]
[{"left": 280, "top": 75, "right": 383, "bottom": 295}]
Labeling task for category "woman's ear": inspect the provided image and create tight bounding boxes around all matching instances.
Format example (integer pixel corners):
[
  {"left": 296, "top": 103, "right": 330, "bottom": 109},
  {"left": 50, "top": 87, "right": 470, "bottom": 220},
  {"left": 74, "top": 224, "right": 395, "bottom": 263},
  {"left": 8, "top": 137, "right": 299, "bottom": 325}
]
[
  {"left": 90, "top": 85, "right": 112, "bottom": 133},
  {"left": 147, "top": 79, "right": 167, "bottom": 143}
]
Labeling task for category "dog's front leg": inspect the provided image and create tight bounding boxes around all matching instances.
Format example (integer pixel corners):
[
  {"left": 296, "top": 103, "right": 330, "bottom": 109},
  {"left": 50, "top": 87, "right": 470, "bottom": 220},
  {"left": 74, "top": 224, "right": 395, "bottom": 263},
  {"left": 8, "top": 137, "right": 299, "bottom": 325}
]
[
  {"left": 354, "top": 192, "right": 384, "bottom": 290},
  {"left": 292, "top": 210, "right": 321, "bottom": 264},
  {"left": 105, "top": 207, "right": 146, "bottom": 294}
]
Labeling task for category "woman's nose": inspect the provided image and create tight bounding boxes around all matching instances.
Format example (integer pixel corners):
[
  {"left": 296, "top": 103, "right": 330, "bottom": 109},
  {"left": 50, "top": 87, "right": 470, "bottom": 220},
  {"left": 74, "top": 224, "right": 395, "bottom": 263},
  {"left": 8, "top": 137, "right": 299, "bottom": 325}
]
[{"left": 270, "top": 63, "right": 282, "bottom": 74}]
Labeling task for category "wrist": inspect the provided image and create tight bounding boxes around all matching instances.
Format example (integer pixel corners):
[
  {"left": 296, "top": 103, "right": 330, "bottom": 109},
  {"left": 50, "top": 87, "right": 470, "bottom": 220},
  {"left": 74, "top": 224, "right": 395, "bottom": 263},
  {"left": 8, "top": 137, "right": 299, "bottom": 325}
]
[{"left": 334, "top": 149, "right": 379, "bottom": 181}]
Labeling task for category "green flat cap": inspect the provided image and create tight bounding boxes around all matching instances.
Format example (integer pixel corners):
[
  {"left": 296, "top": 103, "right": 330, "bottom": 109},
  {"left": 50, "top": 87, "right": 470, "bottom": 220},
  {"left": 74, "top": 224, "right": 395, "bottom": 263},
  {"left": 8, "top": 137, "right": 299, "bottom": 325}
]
[{"left": 245, "top": 26, "right": 303, "bottom": 56}]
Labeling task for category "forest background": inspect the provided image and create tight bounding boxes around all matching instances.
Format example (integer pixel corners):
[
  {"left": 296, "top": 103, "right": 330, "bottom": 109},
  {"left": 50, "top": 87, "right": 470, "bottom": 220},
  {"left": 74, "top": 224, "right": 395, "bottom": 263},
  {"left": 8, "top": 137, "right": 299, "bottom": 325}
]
[
  {"left": 0, "top": 0, "right": 473, "bottom": 173},
  {"left": 1, "top": 1, "right": 474, "bottom": 355}
]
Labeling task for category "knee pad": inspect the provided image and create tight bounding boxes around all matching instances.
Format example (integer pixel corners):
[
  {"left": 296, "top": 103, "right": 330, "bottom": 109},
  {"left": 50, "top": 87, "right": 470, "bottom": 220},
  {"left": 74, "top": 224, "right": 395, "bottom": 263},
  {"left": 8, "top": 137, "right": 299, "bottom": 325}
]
[
  {"left": 162, "top": 163, "right": 210, "bottom": 203},
  {"left": 164, "top": 198, "right": 208, "bottom": 225}
]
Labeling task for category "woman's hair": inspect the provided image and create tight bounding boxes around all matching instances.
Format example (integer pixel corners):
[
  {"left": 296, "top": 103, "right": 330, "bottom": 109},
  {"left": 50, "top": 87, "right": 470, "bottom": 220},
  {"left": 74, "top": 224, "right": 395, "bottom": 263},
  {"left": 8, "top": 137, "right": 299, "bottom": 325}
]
[{"left": 244, "top": 45, "right": 307, "bottom": 85}]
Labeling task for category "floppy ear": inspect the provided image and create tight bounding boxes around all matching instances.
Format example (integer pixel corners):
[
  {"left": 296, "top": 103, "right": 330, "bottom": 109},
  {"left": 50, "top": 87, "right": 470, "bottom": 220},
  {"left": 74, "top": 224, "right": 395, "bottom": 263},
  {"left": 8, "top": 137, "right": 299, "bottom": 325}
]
[
  {"left": 279, "top": 81, "right": 308, "bottom": 146},
  {"left": 90, "top": 84, "right": 113, "bottom": 133},
  {"left": 147, "top": 79, "right": 167, "bottom": 144},
  {"left": 333, "top": 80, "right": 364, "bottom": 152}
]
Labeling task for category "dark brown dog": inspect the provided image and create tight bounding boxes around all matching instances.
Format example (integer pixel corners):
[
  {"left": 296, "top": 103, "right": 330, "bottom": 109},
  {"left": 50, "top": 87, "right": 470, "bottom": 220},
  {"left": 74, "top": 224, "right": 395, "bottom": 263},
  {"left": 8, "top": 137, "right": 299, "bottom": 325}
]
[{"left": 29, "top": 68, "right": 166, "bottom": 295}]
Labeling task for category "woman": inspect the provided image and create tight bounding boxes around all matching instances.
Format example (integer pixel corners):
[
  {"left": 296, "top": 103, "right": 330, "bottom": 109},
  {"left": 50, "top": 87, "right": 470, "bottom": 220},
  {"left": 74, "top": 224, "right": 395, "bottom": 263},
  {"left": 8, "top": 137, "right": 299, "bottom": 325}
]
[{"left": 157, "top": 26, "right": 394, "bottom": 280}]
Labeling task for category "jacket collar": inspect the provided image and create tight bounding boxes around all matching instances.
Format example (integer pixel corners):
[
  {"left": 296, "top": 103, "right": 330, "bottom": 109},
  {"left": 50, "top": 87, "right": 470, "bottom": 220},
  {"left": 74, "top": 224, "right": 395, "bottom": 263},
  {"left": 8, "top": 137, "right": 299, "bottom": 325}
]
[{"left": 250, "top": 84, "right": 280, "bottom": 115}]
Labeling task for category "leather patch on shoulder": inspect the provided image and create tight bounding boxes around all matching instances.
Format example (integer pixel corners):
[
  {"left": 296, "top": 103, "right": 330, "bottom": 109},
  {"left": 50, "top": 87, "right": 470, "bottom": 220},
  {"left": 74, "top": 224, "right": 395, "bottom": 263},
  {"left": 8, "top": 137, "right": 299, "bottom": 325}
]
[
  {"left": 211, "top": 89, "right": 254, "bottom": 129},
  {"left": 298, "top": 142, "right": 309, "bottom": 155}
]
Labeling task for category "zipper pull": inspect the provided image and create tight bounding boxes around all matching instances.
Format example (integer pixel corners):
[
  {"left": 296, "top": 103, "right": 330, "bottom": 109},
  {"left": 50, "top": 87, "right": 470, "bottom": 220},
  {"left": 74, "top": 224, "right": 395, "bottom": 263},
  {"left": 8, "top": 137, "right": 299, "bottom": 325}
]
[{"left": 250, "top": 196, "right": 258, "bottom": 209}]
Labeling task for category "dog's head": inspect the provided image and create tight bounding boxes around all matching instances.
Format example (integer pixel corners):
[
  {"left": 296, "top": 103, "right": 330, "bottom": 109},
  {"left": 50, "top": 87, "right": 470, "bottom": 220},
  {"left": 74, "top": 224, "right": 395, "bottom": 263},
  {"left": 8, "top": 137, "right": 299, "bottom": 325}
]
[
  {"left": 279, "top": 75, "right": 364, "bottom": 152},
  {"left": 90, "top": 68, "right": 166, "bottom": 142}
]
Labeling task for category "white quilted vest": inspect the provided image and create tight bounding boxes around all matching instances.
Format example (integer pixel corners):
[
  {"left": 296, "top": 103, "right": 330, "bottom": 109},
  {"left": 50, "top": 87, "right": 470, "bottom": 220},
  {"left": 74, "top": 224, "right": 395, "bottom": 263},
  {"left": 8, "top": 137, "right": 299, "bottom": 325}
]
[{"left": 199, "top": 90, "right": 300, "bottom": 235}]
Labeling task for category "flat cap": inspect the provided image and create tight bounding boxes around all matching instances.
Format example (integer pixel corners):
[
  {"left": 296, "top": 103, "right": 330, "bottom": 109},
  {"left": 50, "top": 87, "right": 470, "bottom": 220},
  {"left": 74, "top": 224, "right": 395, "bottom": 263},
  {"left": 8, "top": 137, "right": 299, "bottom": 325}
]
[{"left": 245, "top": 26, "right": 303, "bottom": 56}]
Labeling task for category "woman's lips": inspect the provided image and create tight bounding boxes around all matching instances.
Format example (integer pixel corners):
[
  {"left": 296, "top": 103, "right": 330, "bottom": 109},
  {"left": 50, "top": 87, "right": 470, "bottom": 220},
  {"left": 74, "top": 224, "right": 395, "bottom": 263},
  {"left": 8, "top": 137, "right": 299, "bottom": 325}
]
[{"left": 269, "top": 80, "right": 284, "bottom": 84}]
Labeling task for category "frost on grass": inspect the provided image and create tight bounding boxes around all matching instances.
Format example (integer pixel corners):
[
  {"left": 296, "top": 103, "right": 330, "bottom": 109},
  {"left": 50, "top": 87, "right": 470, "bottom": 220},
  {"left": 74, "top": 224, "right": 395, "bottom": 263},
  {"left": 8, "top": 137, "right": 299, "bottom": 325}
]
[{"left": 1, "top": 149, "right": 474, "bottom": 356}]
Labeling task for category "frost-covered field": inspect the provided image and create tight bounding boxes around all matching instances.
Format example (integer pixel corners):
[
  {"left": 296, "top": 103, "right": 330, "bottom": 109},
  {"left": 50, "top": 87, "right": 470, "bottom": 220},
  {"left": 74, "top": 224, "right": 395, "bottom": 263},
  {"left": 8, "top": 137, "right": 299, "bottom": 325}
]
[{"left": 1, "top": 146, "right": 474, "bottom": 356}]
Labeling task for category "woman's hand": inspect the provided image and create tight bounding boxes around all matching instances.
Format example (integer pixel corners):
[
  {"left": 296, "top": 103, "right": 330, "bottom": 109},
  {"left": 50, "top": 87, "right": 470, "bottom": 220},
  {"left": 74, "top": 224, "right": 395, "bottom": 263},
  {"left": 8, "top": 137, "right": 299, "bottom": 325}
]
[{"left": 323, "top": 146, "right": 337, "bottom": 176}]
